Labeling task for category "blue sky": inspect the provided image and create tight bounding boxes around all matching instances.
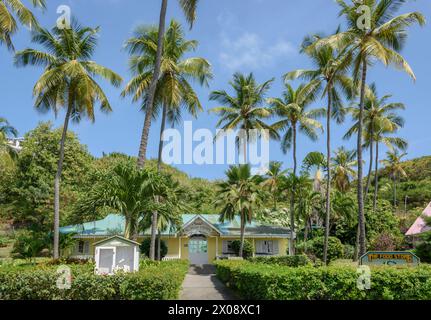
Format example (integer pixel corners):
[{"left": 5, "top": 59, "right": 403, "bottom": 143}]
[{"left": 1, "top": 0, "right": 430, "bottom": 180}]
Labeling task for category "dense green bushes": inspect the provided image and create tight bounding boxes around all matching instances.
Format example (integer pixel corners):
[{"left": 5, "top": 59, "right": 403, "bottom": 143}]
[
  {"left": 0, "top": 260, "right": 188, "bottom": 300},
  {"left": 231, "top": 240, "right": 254, "bottom": 259},
  {"left": 140, "top": 238, "right": 168, "bottom": 259},
  {"left": 248, "top": 255, "right": 312, "bottom": 267},
  {"left": 215, "top": 260, "right": 431, "bottom": 300}
]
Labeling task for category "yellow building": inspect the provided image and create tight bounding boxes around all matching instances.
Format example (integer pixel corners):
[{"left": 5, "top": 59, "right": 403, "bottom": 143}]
[{"left": 60, "top": 214, "right": 293, "bottom": 264}]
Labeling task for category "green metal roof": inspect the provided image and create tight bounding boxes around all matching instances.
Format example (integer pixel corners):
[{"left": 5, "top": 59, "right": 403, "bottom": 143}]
[{"left": 60, "top": 214, "right": 292, "bottom": 238}]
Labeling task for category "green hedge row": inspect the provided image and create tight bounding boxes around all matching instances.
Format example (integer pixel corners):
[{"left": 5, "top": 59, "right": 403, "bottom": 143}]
[
  {"left": 215, "top": 260, "right": 431, "bottom": 300},
  {"left": 0, "top": 260, "right": 189, "bottom": 300},
  {"left": 248, "top": 255, "right": 312, "bottom": 267}
]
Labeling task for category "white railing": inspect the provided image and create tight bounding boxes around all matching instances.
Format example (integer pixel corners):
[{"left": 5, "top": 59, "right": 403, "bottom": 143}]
[{"left": 162, "top": 255, "right": 181, "bottom": 261}]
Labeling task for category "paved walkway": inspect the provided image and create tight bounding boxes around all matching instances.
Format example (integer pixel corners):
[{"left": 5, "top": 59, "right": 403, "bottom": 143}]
[{"left": 179, "top": 265, "right": 238, "bottom": 300}]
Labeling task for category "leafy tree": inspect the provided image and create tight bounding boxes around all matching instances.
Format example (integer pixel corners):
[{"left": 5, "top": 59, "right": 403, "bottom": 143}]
[
  {"left": 0, "top": 0, "right": 45, "bottom": 50},
  {"left": 331, "top": 147, "right": 357, "bottom": 193},
  {"left": 0, "top": 117, "right": 18, "bottom": 159},
  {"left": 269, "top": 81, "right": 324, "bottom": 255},
  {"left": 210, "top": 73, "right": 278, "bottom": 162},
  {"left": 215, "top": 164, "right": 265, "bottom": 258},
  {"left": 1, "top": 122, "right": 93, "bottom": 229},
  {"left": 311, "top": 236, "right": 343, "bottom": 263},
  {"left": 15, "top": 21, "right": 122, "bottom": 258},
  {"left": 262, "top": 161, "right": 289, "bottom": 210},
  {"left": 231, "top": 240, "right": 253, "bottom": 259},
  {"left": 140, "top": 238, "right": 168, "bottom": 259},
  {"left": 317, "top": 0, "right": 425, "bottom": 257}
]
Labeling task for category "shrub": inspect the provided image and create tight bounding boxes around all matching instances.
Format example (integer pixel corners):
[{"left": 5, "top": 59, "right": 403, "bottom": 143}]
[
  {"left": 0, "top": 260, "right": 189, "bottom": 300},
  {"left": 140, "top": 238, "right": 168, "bottom": 259},
  {"left": 248, "top": 255, "right": 312, "bottom": 267},
  {"left": 215, "top": 260, "right": 431, "bottom": 300},
  {"left": 0, "top": 236, "right": 9, "bottom": 248},
  {"left": 231, "top": 240, "right": 253, "bottom": 259},
  {"left": 414, "top": 232, "right": 431, "bottom": 263},
  {"left": 311, "top": 236, "right": 343, "bottom": 263},
  {"left": 369, "top": 232, "right": 402, "bottom": 251},
  {"left": 343, "top": 244, "right": 355, "bottom": 260},
  {"left": 11, "top": 231, "right": 49, "bottom": 261}
]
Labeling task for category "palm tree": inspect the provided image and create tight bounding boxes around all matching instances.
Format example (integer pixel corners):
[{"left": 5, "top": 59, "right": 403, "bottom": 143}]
[
  {"left": 209, "top": 73, "right": 278, "bottom": 162},
  {"left": 136, "top": 0, "right": 200, "bottom": 169},
  {"left": 0, "top": 117, "right": 18, "bottom": 159},
  {"left": 0, "top": 0, "right": 45, "bottom": 50},
  {"left": 262, "top": 161, "right": 289, "bottom": 210},
  {"left": 123, "top": 20, "right": 212, "bottom": 259},
  {"left": 345, "top": 83, "right": 406, "bottom": 198},
  {"left": 268, "top": 81, "right": 324, "bottom": 255},
  {"left": 381, "top": 149, "right": 408, "bottom": 208},
  {"left": 302, "top": 151, "right": 326, "bottom": 194},
  {"left": 15, "top": 22, "right": 122, "bottom": 258},
  {"left": 331, "top": 147, "right": 357, "bottom": 193},
  {"left": 215, "top": 164, "right": 265, "bottom": 257},
  {"left": 316, "top": 0, "right": 425, "bottom": 256},
  {"left": 286, "top": 33, "right": 352, "bottom": 264}
]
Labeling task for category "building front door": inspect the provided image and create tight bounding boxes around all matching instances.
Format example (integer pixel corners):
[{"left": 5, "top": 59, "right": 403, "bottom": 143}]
[{"left": 188, "top": 236, "right": 208, "bottom": 265}]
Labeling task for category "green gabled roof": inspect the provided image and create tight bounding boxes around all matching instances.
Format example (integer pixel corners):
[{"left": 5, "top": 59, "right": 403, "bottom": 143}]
[{"left": 60, "top": 213, "right": 292, "bottom": 238}]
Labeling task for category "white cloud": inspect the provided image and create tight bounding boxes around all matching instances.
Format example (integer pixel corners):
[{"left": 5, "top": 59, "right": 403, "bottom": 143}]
[{"left": 219, "top": 32, "right": 296, "bottom": 71}]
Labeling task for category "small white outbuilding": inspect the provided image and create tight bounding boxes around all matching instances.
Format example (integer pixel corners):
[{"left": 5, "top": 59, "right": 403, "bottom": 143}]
[{"left": 94, "top": 236, "right": 140, "bottom": 275}]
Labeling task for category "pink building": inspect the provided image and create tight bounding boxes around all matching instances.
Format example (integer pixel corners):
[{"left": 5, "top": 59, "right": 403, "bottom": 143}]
[{"left": 405, "top": 202, "right": 431, "bottom": 238}]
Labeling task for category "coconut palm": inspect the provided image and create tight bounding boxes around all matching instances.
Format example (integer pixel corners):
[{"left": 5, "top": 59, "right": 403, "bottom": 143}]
[
  {"left": 0, "top": 0, "right": 45, "bottom": 50},
  {"left": 136, "top": 0, "right": 200, "bottom": 169},
  {"left": 286, "top": 33, "right": 353, "bottom": 264},
  {"left": 14, "top": 22, "right": 122, "bottom": 258},
  {"left": 331, "top": 147, "right": 357, "bottom": 193},
  {"left": 209, "top": 73, "right": 278, "bottom": 162},
  {"left": 344, "top": 83, "right": 406, "bottom": 197},
  {"left": 381, "top": 149, "right": 408, "bottom": 208},
  {"left": 262, "top": 161, "right": 289, "bottom": 210},
  {"left": 315, "top": 0, "right": 425, "bottom": 256},
  {"left": 123, "top": 20, "right": 212, "bottom": 259},
  {"left": 268, "top": 81, "right": 324, "bottom": 255},
  {"left": 215, "top": 164, "right": 265, "bottom": 257}
]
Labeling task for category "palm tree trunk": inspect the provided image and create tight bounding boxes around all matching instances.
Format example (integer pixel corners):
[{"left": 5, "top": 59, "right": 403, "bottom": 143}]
[
  {"left": 157, "top": 228, "right": 161, "bottom": 261},
  {"left": 289, "top": 125, "right": 297, "bottom": 256},
  {"left": 323, "top": 87, "right": 332, "bottom": 265},
  {"left": 364, "top": 134, "right": 374, "bottom": 199},
  {"left": 239, "top": 211, "right": 245, "bottom": 258},
  {"left": 373, "top": 142, "right": 379, "bottom": 212},
  {"left": 353, "top": 223, "right": 360, "bottom": 261},
  {"left": 137, "top": 0, "right": 168, "bottom": 168},
  {"left": 53, "top": 94, "right": 73, "bottom": 259},
  {"left": 357, "top": 58, "right": 368, "bottom": 257},
  {"left": 393, "top": 174, "right": 397, "bottom": 209},
  {"left": 146, "top": 0, "right": 168, "bottom": 261},
  {"left": 157, "top": 104, "right": 167, "bottom": 170}
]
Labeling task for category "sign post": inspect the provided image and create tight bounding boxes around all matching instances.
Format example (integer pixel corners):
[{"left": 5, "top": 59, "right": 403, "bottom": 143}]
[{"left": 360, "top": 251, "right": 420, "bottom": 266}]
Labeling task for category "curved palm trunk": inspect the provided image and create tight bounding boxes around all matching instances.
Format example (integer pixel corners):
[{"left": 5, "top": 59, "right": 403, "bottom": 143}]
[
  {"left": 289, "top": 125, "right": 297, "bottom": 256},
  {"left": 157, "top": 229, "right": 162, "bottom": 261},
  {"left": 53, "top": 94, "right": 73, "bottom": 259},
  {"left": 364, "top": 134, "right": 374, "bottom": 198},
  {"left": 323, "top": 87, "right": 332, "bottom": 265},
  {"left": 373, "top": 142, "right": 379, "bottom": 212},
  {"left": 144, "top": 0, "right": 168, "bottom": 261},
  {"left": 393, "top": 173, "right": 397, "bottom": 209},
  {"left": 239, "top": 210, "right": 246, "bottom": 258},
  {"left": 357, "top": 59, "right": 368, "bottom": 257}
]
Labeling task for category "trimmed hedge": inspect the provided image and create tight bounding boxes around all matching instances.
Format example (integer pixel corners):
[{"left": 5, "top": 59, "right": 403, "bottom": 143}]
[
  {"left": 215, "top": 260, "right": 431, "bottom": 300},
  {"left": 248, "top": 255, "right": 312, "bottom": 267},
  {"left": 0, "top": 260, "right": 189, "bottom": 300}
]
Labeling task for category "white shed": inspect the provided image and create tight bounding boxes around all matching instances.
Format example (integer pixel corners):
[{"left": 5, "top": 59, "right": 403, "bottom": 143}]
[{"left": 94, "top": 236, "right": 140, "bottom": 275}]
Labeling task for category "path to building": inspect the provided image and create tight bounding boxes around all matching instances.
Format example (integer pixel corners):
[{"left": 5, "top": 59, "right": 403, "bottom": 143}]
[{"left": 179, "top": 265, "right": 238, "bottom": 300}]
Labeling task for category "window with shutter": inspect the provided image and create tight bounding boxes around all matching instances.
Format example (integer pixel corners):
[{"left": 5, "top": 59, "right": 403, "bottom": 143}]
[{"left": 273, "top": 240, "right": 279, "bottom": 254}]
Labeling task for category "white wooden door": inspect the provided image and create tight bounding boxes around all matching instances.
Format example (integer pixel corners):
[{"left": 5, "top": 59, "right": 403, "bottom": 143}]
[
  {"left": 188, "top": 237, "right": 208, "bottom": 265},
  {"left": 97, "top": 247, "right": 115, "bottom": 274}
]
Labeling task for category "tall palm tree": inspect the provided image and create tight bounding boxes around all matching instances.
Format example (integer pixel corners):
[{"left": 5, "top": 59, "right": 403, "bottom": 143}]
[
  {"left": 123, "top": 20, "right": 212, "bottom": 259},
  {"left": 262, "top": 161, "right": 289, "bottom": 210},
  {"left": 210, "top": 73, "right": 278, "bottom": 162},
  {"left": 269, "top": 81, "right": 324, "bottom": 255},
  {"left": 14, "top": 22, "right": 122, "bottom": 258},
  {"left": 316, "top": 0, "right": 425, "bottom": 256},
  {"left": 302, "top": 151, "right": 326, "bottom": 194},
  {"left": 381, "top": 149, "right": 408, "bottom": 208},
  {"left": 215, "top": 164, "right": 265, "bottom": 257},
  {"left": 345, "top": 83, "right": 405, "bottom": 198},
  {"left": 331, "top": 147, "right": 357, "bottom": 193},
  {"left": 136, "top": 0, "right": 200, "bottom": 169},
  {"left": 0, "top": 0, "right": 45, "bottom": 50},
  {"left": 286, "top": 34, "right": 352, "bottom": 264}
]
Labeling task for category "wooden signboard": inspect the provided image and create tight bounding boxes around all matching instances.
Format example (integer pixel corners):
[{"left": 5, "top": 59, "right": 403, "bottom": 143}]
[{"left": 360, "top": 251, "right": 420, "bottom": 266}]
